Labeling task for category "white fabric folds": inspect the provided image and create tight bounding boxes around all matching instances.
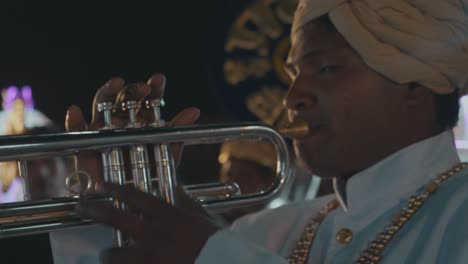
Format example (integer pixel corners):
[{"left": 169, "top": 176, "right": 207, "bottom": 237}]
[{"left": 292, "top": 0, "right": 468, "bottom": 95}]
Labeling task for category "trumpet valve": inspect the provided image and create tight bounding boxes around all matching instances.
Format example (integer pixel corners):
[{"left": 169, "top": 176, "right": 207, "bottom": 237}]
[
  {"left": 97, "top": 102, "right": 115, "bottom": 129},
  {"left": 122, "top": 100, "right": 141, "bottom": 128},
  {"left": 147, "top": 98, "right": 166, "bottom": 127}
]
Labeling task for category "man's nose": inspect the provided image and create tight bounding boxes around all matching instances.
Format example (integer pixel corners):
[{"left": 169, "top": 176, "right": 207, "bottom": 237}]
[{"left": 283, "top": 79, "right": 318, "bottom": 111}]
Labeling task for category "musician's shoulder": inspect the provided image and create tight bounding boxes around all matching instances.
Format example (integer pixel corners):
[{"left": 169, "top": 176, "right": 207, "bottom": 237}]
[
  {"left": 419, "top": 166, "right": 468, "bottom": 261},
  {"left": 434, "top": 166, "right": 468, "bottom": 215},
  {"left": 433, "top": 165, "right": 468, "bottom": 209}
]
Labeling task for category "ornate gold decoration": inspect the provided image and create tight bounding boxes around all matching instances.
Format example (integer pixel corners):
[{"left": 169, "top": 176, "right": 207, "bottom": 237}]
[
  {"left": 275, "top": 0, "right": 298, "bottom": 23},
  {"left": 246, "top": 86, "right": 285, "bottom": 125},
  {"left": 288, "top": 162, "right": 468, "bottom": 264},
  {"left": 224, "top": 58, "right": 272, "bottom": 85},
  {"left": 219, "top": 0, "right": 299, "bottom": 170},
  {"left": 288, "top": 199, "right": 341, "bottom": 264},
  {"left": 218, "top": 140, "right": 277, "bottom": 170},
  {"left": 273, "top": 37, "right": 292, "bottom": 85},
  {"left": 224, "top": 0, "right": 298, "bottom": 86},
  {"left": 225, "top": 1, "right": 284, "bottom": 53},
  {"left": 336, "top": 228, "right": 353, "bottom": 244},
  {"left": 356, "top": 162, "right": 467, "bottom": 263}
]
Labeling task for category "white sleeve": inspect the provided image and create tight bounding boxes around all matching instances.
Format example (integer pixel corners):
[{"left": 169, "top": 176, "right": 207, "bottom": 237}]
[
  {"left": 49, "top": 225, "right": 113, "bottom": 264},
  {"left": 196, "top": 229, "right": 288, "bottom": 264}
]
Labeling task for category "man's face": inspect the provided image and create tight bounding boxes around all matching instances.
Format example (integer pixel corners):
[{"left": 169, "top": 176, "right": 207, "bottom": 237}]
[{"left": 284, "top": 19, "right": 409, "bottom": 178}]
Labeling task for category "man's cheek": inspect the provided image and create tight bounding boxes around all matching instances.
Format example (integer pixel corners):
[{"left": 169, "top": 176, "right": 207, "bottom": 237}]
[{"left": 332, "top": 100, "right": 354, "bottom": 128}]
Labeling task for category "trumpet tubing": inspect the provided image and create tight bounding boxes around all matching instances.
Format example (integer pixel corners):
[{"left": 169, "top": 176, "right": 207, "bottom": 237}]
[{"left": 0, "top": 122, "right": 293, "bottom": 238}]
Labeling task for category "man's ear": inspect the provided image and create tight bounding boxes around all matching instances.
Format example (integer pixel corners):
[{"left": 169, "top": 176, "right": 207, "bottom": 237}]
[{"left": 404, "top": 82, "right": 434, "bottom": 108}]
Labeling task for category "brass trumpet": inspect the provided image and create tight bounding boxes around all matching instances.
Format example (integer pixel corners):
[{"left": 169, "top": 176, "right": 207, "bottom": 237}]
[
  {"left": 0, "top": 121, "right": 308, "bottom": 239},
  {"left": 0, "top": 87, "right": 309, "bottom": 243}
]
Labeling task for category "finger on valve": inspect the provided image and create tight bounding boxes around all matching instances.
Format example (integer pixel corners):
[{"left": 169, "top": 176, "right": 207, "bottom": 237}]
[
  {"left": 168, "top": 107, "right": 201, "bottom": 166},
  {"left": 66, "top": 78, "right": 125, "bottom": 192},
  {"left": 141, "top": 73, "right": 166, "bottom": 124},
  {"left": 91, "top": 77, "right": 125, "bottom": 129},
  {"left": 115, "top": 82, "right": 151, "bottom": 128}
]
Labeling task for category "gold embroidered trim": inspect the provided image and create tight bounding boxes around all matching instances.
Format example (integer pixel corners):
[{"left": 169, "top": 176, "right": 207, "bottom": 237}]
[{"left": 287, "top": 162, "right": 468, "bottom": 264}]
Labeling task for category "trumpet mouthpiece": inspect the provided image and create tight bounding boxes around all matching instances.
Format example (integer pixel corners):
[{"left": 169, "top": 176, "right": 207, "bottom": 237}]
[{"left": 277, "top": 119, "right": 309, "bottom": 139}]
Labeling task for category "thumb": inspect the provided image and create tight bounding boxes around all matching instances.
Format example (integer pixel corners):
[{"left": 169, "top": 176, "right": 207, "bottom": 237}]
[
  {"left": 174, "top": 186, "right": 210, "bottom": 218},
  {"left": 174, "top": 187, "right": 229, "bottom": 227},
  {"left": 169, "top": 107, "right": 200, "bottom": 167},
  {"left": 168, "top": 107, "right": 200, "bottom": 127}
]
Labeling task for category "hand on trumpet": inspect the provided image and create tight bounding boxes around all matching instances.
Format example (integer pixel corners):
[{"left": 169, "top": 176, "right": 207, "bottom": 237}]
[
  {"left": 65, "top": 73, "right": 220, "bottom": 263},
  {"left": 78, "top": 183, "right": 220, "bottom": 264},
  {"left": 64, "top": 73, "right": 200, "bottom": 187}
]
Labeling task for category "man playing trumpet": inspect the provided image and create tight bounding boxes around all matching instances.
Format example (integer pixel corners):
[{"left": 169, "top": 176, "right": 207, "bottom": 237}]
[{"left": 55, "top": 0, "right": 468, "bottom": 263}]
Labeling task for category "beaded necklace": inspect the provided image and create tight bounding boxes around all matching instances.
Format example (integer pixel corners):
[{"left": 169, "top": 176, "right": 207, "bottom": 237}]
[{"left": 288, "top": 162, "right": 467, "bottom": 264}]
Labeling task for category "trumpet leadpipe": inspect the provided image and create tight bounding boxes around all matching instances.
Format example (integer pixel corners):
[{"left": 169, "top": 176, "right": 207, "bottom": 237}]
[
  {"left": 0, "top": 182, "right": 240, "bottom": 238},
  {"left": 0, "top": 196, "right": 109, "bottom": 238}
]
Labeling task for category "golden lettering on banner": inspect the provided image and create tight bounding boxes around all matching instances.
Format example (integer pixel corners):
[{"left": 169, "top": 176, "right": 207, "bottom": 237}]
[
  {"left": 246, "top": 86, "right": 286, "bottom": 125},
  {"left": 224, "top": 58, "right": 272, "bottom": 85},
  {"left": 224, "top": 0, "right": 298, "bottom": 86}
]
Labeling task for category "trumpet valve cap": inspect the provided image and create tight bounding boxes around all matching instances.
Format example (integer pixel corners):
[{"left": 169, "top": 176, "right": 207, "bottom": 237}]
[
  {"left": 147, "top": 99, "right": 166, "bottom": 126},
  {"left": 97, "top": 102, "right": 113, "bottom": 112},
  {"left": 97, "top": 102, "right": 115, "bottom": 129},
  {"left": 122, "top": 100, "right": 139, "bottom": 111},
  {"left": 146, "top": 98, "right": 165, "bottom": 108},
  {"left": 122, "top": 100, "right": 140, "bottom": 127}
]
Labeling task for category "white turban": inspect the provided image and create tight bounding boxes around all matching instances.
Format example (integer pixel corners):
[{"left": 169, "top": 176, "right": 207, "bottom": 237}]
[{"left": 292, "top": 0, "right": 468, "bottom": 95}]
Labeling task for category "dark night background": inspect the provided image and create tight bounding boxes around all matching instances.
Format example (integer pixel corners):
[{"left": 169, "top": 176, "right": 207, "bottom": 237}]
[
  {"left": 0, "top": 1, "right": 254, "bottom": 125},
  {"left": 0, "top": 1, "right": 261, "bottom": 262}
]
